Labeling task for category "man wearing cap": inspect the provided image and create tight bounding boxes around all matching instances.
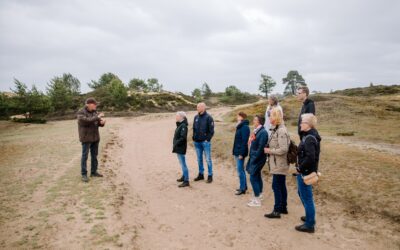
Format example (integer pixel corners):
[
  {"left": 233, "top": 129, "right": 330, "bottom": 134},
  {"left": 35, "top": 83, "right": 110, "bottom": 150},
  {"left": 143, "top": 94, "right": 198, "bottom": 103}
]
[{"left": 77, "top": 98, "right": 106, "bottom": 182}]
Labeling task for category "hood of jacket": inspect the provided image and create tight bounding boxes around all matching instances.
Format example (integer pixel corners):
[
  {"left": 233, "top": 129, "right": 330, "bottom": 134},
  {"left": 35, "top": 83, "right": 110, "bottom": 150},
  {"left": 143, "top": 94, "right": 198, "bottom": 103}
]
[
  {"left": 176, "top": 118, "right": 188, "bottom": 127},
  {"left": 237, "top": 119, "right": 249, "bottom": 129},
  {"left": 304, "top": 128, "right": 321, "bottom": 142}
]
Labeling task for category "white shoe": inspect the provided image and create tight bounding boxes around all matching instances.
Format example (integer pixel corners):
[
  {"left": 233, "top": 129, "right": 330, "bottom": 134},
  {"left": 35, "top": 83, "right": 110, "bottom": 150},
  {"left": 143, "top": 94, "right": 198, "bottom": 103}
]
[
  {"left": 247, "top": 197, "right": 261, "bottom": 207},
  {"left": 259, "top": 194, "right": 264, "bottom": 201}
]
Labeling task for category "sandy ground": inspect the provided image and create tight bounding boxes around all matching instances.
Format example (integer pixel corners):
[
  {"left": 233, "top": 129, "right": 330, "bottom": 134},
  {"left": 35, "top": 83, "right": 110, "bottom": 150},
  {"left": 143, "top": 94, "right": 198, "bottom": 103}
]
[{"left": 113, "top": 108, "right": 389, "bottom": 250}]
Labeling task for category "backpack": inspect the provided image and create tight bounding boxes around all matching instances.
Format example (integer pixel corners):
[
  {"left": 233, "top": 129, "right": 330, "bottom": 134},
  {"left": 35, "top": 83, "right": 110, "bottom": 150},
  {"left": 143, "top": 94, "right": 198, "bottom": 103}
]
[{"left": 287, "top": 139, "right": 298, "bottom": 165}]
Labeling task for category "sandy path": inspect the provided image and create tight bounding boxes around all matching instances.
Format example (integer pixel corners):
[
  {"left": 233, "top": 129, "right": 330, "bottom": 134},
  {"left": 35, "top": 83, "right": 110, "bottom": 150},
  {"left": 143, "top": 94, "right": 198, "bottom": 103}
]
[
  {"left": 324, "top": 136, "right": 400, "bottom": 155},
  {"left": 116, "top": 108, "right": 378, "bottom": 250}
]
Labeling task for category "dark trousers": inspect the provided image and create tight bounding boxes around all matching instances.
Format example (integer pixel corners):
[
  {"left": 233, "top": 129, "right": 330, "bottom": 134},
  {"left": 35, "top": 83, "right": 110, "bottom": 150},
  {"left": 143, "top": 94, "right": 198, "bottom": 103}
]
[
  {"left": 250, "top": 168, "right": 263, "bottom": 197},
  {"left": 81, "top": 141, "right": 99, "bottom": 176},
  {"left": 272, "top": 174, "right": 287, "bottom": 212}
]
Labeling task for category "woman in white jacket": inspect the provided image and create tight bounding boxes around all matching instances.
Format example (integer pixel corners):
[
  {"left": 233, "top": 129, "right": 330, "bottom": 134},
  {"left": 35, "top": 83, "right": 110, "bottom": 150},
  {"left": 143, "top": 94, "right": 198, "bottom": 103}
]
[{"left": 264, "top": 95, "right": 284, "bottom": 135}]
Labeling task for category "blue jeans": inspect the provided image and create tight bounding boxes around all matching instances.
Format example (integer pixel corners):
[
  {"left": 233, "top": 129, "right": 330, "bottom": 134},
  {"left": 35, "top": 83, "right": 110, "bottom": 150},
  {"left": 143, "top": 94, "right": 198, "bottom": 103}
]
[
  {"left": 177, "top": 154, "right": 189, "bottom": 181},
  {"left": 235, "top": 156, "right": 247, "bottom": 191},
  {"left": 297, "top": 174, "right": 316, "bottom": 228},
  {"left": 194, "top": 141, "right": 213, "bottom": 176},
  {"left": 272, "top": 174, "right": 287, "bottom": 212},
  {"left": 81, "top": 141, "right": 99, "bottom": 176},
  {"left": 250, "top": 168, "right": 263, "bottom": 197}
]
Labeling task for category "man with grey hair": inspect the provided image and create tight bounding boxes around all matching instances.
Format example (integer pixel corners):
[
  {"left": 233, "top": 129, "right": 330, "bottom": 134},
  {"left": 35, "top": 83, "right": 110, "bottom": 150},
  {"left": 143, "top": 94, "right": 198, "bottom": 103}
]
[
  {"left": 173, "top": 111, "right": 190, "bottom": 187},
  {"left": 193, "top": 102, "right": 215, "bottom": 183},
  {"left": 77, "top": 97, "right": 106, "bottom": 182}
]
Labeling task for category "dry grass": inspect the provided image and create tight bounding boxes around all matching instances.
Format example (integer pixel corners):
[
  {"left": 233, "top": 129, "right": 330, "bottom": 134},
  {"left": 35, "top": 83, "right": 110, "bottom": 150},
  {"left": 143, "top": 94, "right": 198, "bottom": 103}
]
[{"left": 0, "top": 120, "right": 126, "bottom": 249}]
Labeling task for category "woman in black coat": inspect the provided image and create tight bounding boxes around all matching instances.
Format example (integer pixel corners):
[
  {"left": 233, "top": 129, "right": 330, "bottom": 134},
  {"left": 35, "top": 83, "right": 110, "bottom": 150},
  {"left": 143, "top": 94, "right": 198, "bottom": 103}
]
[
  {"left": 246, "top": 115, "right": 268, "bottom": 207},
  {"left": 295, "top": 113, "right": 321, "bottom": 233},
  {"left": 173, "top": 111, "right": 190, "bottom": 188},
  {"left": 232, "top": 112, "right": 250, "bottom": 195}
]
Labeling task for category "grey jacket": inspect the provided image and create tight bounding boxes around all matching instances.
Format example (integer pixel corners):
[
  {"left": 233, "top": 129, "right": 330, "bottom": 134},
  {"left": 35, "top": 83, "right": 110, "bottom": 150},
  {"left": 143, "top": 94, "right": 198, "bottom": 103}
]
[{"left": 268, "top": 124, "right": 290, "bottom": 175}]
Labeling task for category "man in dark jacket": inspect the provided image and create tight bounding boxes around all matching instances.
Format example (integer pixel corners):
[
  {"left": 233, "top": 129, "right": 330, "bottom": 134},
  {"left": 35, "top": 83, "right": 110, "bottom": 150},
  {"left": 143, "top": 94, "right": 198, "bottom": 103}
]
[
  {"left": 77, "top": 98, "right": 105, "bottom": 182},
  {"left": 296, "top": 86, "right": 316, "bottom": 140},
  {"left": 232, "top": 112, "right": 250, "bottom": 195},
  {"left": 193, "top": 103, "right": 215, "bottom": 183},
  {"left": 173, "top": 111, "right": 190, "bottom": 188}
]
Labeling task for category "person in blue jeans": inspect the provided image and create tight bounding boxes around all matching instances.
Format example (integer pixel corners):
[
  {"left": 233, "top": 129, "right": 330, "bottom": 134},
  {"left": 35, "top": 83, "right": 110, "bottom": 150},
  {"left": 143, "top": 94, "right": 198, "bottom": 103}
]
[
  {"left": 232, "top": 112, "right": 250, "bottom": 195},
  {"left": 193, "top": 103, "right": 215, "bottom": 183},
  {"left": 246, "top": 115, "right": 268, "bottom": 207},
  {"left": 173, "top": 111, "right": 190, "bottom": 188},
  {"left": 296, "top": 113, "right": 321, "bottom": 233},
  {"left": 77, "top": 98, "right": 106, "bottom": 182}
]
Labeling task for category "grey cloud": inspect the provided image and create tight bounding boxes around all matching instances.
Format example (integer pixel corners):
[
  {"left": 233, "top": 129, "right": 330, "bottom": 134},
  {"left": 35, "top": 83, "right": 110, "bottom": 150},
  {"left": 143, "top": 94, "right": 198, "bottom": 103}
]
[{"left": 0, "top": 0, "right": 399, "bottom": 95}]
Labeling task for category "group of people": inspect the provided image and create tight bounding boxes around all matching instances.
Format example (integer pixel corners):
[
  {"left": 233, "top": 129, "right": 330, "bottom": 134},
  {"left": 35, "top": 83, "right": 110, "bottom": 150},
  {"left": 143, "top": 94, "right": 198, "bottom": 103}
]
[
  {"left": 172, "top": 86, "right": 320, "bottom": 233},
  {"left": 76, "top": 86, "right": 320, "bottom": 234}
]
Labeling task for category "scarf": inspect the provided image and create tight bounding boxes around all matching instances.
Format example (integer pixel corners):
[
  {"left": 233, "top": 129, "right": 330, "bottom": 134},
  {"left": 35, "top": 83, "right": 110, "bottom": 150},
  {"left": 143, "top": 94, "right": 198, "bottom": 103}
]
[{"left": 248, "top": 125, "right": 262, "bottom": 145}]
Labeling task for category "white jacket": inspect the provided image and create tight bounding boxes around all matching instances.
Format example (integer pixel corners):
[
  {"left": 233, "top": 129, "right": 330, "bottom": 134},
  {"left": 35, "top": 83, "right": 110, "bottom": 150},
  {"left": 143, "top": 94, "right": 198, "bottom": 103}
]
[{"left": 264, "top": 104, "right": 284, "bottom": 135}]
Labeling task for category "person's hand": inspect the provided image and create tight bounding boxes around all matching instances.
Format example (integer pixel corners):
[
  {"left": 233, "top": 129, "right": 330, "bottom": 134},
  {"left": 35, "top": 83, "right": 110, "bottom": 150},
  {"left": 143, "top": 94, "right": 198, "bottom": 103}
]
[
  {"left": 98, "top": 112, "right": 105, "bottom": 118},
  {"left": 100, "top": 119, "right": 106, "bottom": 125},
  {"left": 264, "top": 147, "right": 271, "bottom": 154},
  {"left": 238, "top": 155, "right": 243, "bottom": 160}
]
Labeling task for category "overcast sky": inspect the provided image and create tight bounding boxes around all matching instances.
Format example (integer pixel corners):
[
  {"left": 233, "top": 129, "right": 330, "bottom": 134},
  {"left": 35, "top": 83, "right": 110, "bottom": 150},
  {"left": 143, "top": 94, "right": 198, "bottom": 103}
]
[{"left": 0, "top": 0, "right": 399, "bottom": 95}]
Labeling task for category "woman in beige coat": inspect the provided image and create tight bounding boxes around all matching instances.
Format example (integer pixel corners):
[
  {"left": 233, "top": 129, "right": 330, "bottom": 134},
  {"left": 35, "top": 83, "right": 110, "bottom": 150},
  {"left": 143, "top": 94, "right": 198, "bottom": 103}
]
[{"left": 263, "top": 108, "right": 290, "bottom": 219}]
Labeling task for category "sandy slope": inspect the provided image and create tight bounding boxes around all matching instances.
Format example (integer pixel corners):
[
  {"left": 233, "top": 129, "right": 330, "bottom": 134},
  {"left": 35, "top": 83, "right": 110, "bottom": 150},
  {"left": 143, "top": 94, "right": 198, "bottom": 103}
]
[{"left": 114, "top": 108, "right": 387, "bottom": 250}]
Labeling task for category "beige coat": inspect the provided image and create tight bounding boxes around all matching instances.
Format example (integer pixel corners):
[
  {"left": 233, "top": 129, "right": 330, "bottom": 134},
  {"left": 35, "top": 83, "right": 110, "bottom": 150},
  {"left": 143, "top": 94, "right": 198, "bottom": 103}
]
[{"left": 268, "top": 124, "right": 290, "bottom": 175}]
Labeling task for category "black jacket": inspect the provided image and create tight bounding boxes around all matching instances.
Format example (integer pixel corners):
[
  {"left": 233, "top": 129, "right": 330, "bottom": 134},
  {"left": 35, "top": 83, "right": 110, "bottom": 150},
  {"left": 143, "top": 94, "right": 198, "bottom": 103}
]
[
  {"left": 173, "top": 118, "right": 188, "bottom": 154},
  {"left": 193, "top": 111, "right": 214, "bottom": 142},
  {"left": 232, "top": 120, "right": 250, "bottom": 157},
  {"left": 297, "top": 128, "right": 321, "bottom": 175},
  {"left": 298, "top": 98, "right": 316, "bottom": 139},
  {"left": 246, "top": 127, "right": 268, "bottom": 175}
]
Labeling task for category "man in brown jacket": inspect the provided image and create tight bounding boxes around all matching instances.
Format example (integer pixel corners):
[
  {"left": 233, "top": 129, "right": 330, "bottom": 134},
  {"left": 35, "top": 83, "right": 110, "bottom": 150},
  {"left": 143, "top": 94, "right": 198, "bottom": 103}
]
[{"left": 77, "top": 98, "right": 106, "bottom": 182}]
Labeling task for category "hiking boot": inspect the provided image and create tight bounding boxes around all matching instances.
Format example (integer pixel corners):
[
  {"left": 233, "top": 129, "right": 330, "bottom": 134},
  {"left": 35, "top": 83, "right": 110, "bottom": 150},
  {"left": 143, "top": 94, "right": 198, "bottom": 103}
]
[
  {"left": 295, "top": 224, "right": 315, "bottom": 233},
  {"left": 194, "top": 174, "right": 204, "bottom": 181},
  {"left": 264, "top": 211, "right": 281, "bottom": 219},
  {"left": 177, "top": 176, "right": 184, "bottom": 182},
  {"left": 82, "top": 175, "right": 89, "bottom": 182},
  {"left": 90, "top": 172, "right": 103, "bottom": 177},
  {"left": 235, "top": 190, "right": 246, "bottom": 195},
  {"left": 301, "top": 216, "right": 306, "bottom": 222},
  {"left": 206, "top": 175, "right": 213, "bottom": 183},
  {"left": 178, "top": 181, "right": 190, "bottom": 188}
]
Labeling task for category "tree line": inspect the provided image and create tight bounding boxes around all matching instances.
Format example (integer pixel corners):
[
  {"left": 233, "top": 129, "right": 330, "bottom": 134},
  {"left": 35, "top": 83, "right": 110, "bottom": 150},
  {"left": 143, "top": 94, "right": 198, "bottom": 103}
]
[
  {"left": 0, "top": 69, "right": 308, "bottom": 119},
  {"left": 0, "top": 72, "right": 164, "bottom": 118}
]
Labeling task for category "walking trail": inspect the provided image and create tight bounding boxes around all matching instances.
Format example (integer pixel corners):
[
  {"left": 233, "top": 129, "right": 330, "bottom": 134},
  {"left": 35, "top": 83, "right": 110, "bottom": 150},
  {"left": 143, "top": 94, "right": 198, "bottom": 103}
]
[{"left": 113, "top": 108, "right": 385, "bottom": 250}]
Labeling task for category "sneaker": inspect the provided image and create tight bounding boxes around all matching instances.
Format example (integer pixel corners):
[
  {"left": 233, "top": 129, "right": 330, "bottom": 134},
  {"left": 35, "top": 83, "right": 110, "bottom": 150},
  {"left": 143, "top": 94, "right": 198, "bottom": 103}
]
[
  {"left": 206, "top": 175, "right": 213, "bottom": 183},
  {"left": 295, "top": 224, "right": 315, "bottom": 233},
  {"left": 177, "top": 176, "right": 184, "bottom": 182},
  {"left": 178, "top": 181, "right": 190, "bottom": 188},
  {"left": 247, "top": 198, "right": 261, "bottom": 207},
  {"left": 259, "top": 194, "right": 264, "bottom": 201},
  {"left": 82, "top": 175, "right": 89, "bottom": 182},
  {"left": 194, "top": 174, "right": 204, "bottom": 181},
  {"left": 264, "top": 211, "right": 281, "bottom": 219},
  {"left": 90, "top": 172, "right": 103, "bottom": 177}
]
